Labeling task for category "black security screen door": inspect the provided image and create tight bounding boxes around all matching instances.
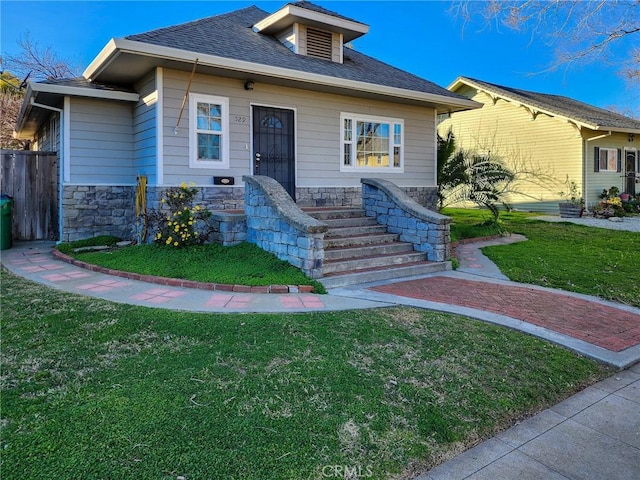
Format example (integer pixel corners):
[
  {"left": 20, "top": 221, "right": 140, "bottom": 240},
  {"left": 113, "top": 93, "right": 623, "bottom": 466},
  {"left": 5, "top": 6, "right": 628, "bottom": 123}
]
[
  {"left": 625, "top": 149, "right": 637, "bottom": 196},
  {"left": 252, "top": 106, "right": 296, "bottom": 200}
]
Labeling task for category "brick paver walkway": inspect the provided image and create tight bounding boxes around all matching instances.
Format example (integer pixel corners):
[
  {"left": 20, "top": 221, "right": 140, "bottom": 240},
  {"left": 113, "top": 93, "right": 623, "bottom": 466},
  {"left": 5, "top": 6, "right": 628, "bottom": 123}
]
[{"left": 372, "top": 277, "right": 640, "bottom": 352}]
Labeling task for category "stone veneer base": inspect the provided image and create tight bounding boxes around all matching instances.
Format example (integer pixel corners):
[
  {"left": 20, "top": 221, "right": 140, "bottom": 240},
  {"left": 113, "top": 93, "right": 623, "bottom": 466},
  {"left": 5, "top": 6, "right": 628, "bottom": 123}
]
[{"left": 52, "top": 249, "right": 316, "bottom": 294}]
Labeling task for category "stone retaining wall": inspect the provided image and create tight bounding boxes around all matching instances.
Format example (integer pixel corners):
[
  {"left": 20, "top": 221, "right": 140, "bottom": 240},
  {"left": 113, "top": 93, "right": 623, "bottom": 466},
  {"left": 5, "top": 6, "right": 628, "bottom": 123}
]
[
  {"left": 361, "top": 178, "right": 451, "bottom": 262},
  {"left": 208, "top": 211, "right": 247, "bottom": 246},
  {"left": 243, "top": 175, "right": 328, "bottom": 278}
]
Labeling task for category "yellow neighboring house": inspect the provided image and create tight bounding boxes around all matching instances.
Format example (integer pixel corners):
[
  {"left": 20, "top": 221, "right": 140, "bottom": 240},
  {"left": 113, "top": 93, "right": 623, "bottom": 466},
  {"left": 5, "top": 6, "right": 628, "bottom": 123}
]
[{"left": 438, "top": 76, "right": 640, "bottom": 213}]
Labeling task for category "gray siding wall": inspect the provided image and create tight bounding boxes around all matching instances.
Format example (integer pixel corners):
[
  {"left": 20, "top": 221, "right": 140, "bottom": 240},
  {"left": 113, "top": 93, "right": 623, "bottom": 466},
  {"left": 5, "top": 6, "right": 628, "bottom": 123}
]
[
  {"left": 35, "top": 113, "right": 60, "bottom": 152},
  {"left": 161, "top": 69, "right": 436, "bottom": 189},
  {"left": 68, "top": 97, "right": 134, "bottom": 184},
  {"left": 133, "top": 71, "right": 158, "bottom": 184}
]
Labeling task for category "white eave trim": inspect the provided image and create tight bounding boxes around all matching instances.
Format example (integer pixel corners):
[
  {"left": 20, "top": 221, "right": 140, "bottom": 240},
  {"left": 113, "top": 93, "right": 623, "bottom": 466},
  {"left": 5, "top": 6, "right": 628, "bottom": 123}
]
[
  {"left": 448, "top": 77, "right": 595, "bottom": 128},
  {"left": 85, "top": 38, "right": 480, "bottom": 112},
  {"left": 252, "top": 4, "right": 369, "bottom": 41},
  {"left": 447, "top": 77, "right": 640, "bottom": 134},
  {"left": 591, "top": 125, "right": 640, "bottom": 135},
  {"left": 84, "top": 38, "right": 119, "bottom": 80},
  {"left": 30, "top": 81, "right": 139, "bottom": 102}
]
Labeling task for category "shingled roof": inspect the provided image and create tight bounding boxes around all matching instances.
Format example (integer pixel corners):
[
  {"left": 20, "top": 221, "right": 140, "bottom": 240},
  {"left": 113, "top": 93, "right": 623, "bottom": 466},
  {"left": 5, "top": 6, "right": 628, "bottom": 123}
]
[
  {"left": 124, "top": 4, "right": 462, "bottom": 100},
  {"left": 452, "top": 76, "right": 640, "bottom": 132},
  {"left": 39, "top": 77, "right": 136, "bottom": 94}
]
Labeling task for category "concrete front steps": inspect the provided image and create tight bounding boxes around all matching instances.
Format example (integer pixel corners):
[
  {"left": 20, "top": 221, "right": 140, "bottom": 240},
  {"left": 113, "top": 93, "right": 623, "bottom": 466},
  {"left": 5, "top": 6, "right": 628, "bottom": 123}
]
[{"left": 303, "top": 207, "right": 449, "bottom": 288}]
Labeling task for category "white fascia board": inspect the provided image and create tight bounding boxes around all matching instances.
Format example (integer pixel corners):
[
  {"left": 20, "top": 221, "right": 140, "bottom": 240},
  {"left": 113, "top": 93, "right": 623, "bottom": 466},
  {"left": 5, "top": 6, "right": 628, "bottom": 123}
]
[
  {"left": 14, "top": 83, "right": 35, "bottom": 137},
  {"left": 30, "top": 82, "right": 139, "bottom": 102},
  {"left": 83, "top": 38, "right": 119, "bottom": 79},
  {"left": 593, "top": 125, "right": 640, "bottom": 134},
  {"left": 94, "top": 38, "right": 479, "bottom": 111},
  {"left": 252, "top": 5, "right": 291, "bottom": 32},
  {"left": 253, "top": 5, "right": 369, "bottom": 39}
]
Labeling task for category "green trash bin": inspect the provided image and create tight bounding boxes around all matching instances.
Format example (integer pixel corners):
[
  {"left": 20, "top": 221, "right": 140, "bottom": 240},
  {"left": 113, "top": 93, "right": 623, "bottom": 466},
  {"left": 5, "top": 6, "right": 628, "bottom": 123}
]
[{"left": 1, "top": 194, "right": 13, "bottom": 250}]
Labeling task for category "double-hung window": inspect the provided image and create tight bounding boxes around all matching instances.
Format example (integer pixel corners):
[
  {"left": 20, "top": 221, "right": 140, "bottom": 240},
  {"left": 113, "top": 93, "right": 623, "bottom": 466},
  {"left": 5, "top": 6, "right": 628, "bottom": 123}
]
[
  {"left": 341, "top": 113, "right": 403, "bottom": 172},
  {"left": 189, "top": 93, "right": 229, "bottom": 169},
  {"left": 597, "top": 148, "right": 619, "bottom": 172}
]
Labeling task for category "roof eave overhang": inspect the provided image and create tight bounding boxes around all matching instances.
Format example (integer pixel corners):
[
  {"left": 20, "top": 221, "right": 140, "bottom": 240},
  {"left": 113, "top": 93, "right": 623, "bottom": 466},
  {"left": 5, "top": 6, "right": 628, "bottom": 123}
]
[
  {"left": 252, "top": 4, "right": 369, "bottom": 42},
  {"left": 29, "top": 81, "right": 139, "bottom": 102},
  {"left": 84, "top": 38, "right": 480, "bottom": 113},
  {"left": 590, "top": 125, "right": 640, "bottom": 135},
  {"left": 14, "top": 83, "right": 36, "bottom": 139},
  {"left": 14, "top": 76, "right": 139, "bottom": 139},
  {"left": 448, "top": 76, "right": 640, "bottom": 134}
]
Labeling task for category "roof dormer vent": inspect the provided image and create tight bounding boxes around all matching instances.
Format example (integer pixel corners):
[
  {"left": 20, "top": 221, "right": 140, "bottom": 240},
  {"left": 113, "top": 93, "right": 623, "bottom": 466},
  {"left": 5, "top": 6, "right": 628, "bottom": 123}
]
[
  {"left": 305, "top": 27, "right": 333, "bottom": 60},
  {"left": 253, "top": 2, "right": 369, "bottom": 63}
]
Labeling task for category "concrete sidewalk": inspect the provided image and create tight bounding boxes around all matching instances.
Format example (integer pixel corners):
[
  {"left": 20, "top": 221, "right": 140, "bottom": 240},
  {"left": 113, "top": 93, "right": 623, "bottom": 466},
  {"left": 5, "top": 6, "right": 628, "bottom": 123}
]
[{"left": 419, "top": 363, "right": 640, "bottom": 480}]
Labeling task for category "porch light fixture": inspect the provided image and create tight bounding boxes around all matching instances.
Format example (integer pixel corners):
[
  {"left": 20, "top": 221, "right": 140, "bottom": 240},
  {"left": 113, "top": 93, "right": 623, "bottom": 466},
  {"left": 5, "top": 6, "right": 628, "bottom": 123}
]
[
  {"left": 629, "top": 133, "right": 635, "bottom": 142},
  {"left": 244, "top": 80, "right": 254, "bottom": 91}
]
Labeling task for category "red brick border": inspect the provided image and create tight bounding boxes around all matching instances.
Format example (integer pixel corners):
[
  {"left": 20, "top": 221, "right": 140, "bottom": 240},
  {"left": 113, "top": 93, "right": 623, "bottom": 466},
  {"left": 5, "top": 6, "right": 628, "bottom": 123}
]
[{"left": 52, "top": 249, "right": 316, "bottom": 294}]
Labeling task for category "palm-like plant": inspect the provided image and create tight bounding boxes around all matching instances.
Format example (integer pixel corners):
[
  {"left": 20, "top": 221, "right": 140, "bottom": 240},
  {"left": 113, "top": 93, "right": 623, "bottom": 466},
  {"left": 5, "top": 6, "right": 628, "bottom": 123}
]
[{"left": 437, "top": 129, "right": 516, "bottom": 220}]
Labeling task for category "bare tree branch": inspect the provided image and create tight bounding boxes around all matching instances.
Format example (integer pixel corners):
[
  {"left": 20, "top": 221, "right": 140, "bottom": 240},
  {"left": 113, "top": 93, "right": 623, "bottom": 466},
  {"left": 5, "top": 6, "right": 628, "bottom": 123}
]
[
  {"left": 1, "top": 33, "right": 79, "bottom": 147},
  {"left": 449, "top": 0, "right": 640, "bottom": 84},
  {"left": 1, "top": 32, "right": 80, "bottom": 81},
  {"left": 0, "top": 91, "right": 28, "bottom": 149}
]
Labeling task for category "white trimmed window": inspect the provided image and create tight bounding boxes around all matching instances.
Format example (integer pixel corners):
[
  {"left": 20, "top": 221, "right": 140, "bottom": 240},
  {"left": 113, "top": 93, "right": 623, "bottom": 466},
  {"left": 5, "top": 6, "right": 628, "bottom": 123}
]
[
  {"left": 189, "top": 93, "right": 229, "bottom": 169},
  {"left": 598, "top": 148, "right": 619, "bottom": 172},
  {"left": 340, "top": 113, "right": 404, "bottom": 172}
]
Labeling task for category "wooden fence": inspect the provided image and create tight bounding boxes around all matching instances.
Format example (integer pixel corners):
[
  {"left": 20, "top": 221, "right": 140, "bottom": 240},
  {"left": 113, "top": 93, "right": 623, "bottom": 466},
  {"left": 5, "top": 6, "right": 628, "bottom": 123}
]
[{"left": 1, "top": 150, "right": 59, "bottom": 241}]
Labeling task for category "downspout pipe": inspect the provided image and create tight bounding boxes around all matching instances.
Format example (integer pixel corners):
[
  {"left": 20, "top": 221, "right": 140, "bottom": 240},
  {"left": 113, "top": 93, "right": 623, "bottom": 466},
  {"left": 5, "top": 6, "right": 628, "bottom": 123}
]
[
  {"left": 583, "top": 131, "right": 612, "bottom": 209},
  {"left": 30, "top": 98, "right": 65, "bottom": 243}
]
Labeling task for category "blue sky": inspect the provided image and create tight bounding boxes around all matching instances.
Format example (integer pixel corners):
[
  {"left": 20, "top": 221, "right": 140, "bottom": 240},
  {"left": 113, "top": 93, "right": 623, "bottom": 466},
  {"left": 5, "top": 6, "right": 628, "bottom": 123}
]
[{"left": 1, "top": 0, "right": 637, "bottom": 113}]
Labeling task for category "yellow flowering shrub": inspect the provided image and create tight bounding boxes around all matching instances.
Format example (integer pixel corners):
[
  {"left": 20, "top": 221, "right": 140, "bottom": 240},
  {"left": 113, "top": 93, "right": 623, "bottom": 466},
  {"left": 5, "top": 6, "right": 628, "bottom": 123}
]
[{"left": 149, "top": 182, "right": 212, "bottom": 248}]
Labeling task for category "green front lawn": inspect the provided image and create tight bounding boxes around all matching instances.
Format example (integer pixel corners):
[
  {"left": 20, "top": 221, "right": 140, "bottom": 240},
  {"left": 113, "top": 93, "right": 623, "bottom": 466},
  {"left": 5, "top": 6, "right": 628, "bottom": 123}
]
[
  {"left": 1, "top": 270, "right": 610, "bottom": 479},
  {"left": 445, "top": 208, "right": 640, "bottom": 307},
  {"left": 58, "top": 239, "right": 326, "bottom": 294}
]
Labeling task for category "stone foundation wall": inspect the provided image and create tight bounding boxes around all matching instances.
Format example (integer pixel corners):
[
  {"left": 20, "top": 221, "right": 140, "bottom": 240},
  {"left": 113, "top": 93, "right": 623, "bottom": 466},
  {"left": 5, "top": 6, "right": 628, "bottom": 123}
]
[
  {"left": 146, "top": 186, "right": 245, "bottom": 211},
  {"left": 146, "top": 185, "right": 436, "bottom": 212},
  {"left": 296, "top": 186, "right": 437, "bottom": 209},
  {"left": 296, "top": 187, "right": 362, "bottom": 207},
  {"left": 60, "top": 182, "right": 439, "bottom": 245},
  {"left": 402, "top": 187, "right": 438, "bottom": 211},
  {"left": 61, "top": 185, "right": 135, "bottom": 242}
]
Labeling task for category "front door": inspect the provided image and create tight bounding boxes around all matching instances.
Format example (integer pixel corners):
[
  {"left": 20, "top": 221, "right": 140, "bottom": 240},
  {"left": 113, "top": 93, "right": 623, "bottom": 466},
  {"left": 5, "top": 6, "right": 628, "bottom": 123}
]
[
  {"left": 625, "top": 149, "right": 637, "bottom": 196},
  {"left": 252, "top": 106, "right": 296, "bottom": 200}
]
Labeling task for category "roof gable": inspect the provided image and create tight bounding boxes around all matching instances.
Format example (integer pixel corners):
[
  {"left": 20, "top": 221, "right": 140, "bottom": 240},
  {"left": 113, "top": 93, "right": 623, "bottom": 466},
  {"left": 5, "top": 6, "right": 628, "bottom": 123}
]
[{"left": 450, "top": 76, "right": 640, "bottom": 134}]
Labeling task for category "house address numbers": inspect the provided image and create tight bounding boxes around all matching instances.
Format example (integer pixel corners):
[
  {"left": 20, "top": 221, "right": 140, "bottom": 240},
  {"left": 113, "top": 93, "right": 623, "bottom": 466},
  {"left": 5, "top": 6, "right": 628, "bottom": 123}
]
[{"left": 233, "top": 115, "right": 248, "bottom": 124}]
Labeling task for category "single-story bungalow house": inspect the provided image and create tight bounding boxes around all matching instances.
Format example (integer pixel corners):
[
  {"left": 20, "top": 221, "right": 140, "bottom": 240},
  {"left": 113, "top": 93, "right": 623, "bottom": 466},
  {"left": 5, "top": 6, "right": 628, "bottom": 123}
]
[
  {"left": 14, "top": 1, "right": 478, "bottom": 243},
  {"left": 438, "top": 76, "right": 640, "bottom": 213}
]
